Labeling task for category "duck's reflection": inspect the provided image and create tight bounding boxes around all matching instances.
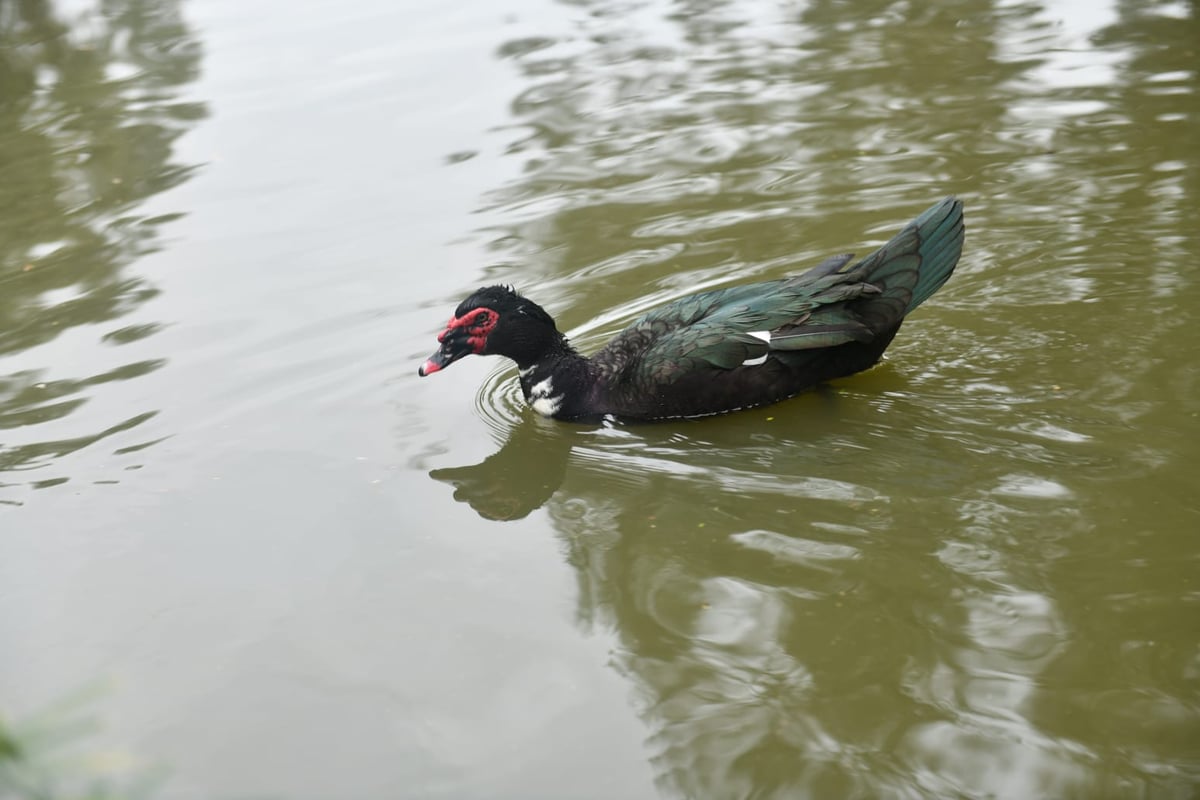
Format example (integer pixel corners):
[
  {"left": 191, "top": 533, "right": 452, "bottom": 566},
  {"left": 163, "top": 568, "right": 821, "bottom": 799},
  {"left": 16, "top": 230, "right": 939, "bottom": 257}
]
[
  {"left": 432, "top": 410, "right": 1089, "bottom": 797},
  {"left": 429, "top": 419, "right": 572, "bottom": 520}
]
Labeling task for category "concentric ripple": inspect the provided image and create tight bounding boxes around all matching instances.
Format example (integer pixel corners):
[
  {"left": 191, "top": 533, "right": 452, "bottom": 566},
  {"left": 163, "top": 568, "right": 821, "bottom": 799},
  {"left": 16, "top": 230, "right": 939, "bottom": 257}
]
[{"left": 475, "top": 363, "right": 531, "bottom": 440}]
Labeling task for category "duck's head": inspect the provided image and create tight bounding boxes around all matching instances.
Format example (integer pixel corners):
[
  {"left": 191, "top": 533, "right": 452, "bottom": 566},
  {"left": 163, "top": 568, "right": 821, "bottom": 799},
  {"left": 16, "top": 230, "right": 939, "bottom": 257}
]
[{"left": 418, "top": 285, "right": 558, "bottom": 376}]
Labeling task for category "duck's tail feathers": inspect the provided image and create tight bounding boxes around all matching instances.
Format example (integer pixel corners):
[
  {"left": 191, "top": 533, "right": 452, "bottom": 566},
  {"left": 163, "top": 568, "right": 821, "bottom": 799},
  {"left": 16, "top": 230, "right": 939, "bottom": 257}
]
[
  {"left": 905, "top": 196, "right": 964, "bottom": 312},
  {"left": 849, "top": 196, "right": 964, "bottom": 331}
]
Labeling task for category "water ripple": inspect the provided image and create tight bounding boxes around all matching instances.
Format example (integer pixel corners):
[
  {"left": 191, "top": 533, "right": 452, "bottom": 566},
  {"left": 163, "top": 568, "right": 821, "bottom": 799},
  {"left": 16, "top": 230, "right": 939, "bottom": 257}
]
[{"left": 475, "top": 364, "right": 531, "bottom": 441}]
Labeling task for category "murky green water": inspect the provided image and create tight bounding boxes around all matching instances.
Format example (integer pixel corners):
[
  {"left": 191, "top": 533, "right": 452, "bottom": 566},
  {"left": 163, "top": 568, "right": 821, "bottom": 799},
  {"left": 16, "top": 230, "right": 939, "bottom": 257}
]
[{"left": 2, "top": 0, "right": 1198, "bottom": 797}]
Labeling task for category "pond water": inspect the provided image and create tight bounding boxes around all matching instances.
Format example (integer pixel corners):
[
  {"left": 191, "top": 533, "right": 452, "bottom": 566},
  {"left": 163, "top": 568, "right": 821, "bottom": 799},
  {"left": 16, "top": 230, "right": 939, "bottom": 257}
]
[{"left": 2, "top": 0, "right": 1198, "bottom": 797}]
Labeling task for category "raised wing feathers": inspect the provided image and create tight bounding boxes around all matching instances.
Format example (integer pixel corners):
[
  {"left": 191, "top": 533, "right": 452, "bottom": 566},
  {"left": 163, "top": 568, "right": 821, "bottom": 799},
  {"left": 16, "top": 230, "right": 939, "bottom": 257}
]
[
  {"left": 602, "top": 273, "right": 879, "bottom": 378},
  {"left": 597, "top": 197, "right": 964, "bottom": 387}
]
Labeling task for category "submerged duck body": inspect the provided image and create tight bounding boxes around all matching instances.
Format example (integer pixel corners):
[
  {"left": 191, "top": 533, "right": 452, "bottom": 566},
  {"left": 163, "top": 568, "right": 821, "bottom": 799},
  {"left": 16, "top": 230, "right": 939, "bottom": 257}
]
[{"left": 419, "top": 197, "right": 965, "bottom": 422}]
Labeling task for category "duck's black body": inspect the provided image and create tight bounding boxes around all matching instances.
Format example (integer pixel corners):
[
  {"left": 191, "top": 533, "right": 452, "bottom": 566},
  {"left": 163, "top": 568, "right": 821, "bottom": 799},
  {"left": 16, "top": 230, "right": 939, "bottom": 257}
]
[{"left": 419, "top": 197, "right": 964, "bottom": 422}]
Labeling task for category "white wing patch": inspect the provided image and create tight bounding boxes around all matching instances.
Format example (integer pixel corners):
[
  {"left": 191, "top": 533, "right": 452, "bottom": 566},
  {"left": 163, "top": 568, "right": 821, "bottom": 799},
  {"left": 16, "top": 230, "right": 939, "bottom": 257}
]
[{"left": 742, "top": 330, "right": 772, "bottom": 366}]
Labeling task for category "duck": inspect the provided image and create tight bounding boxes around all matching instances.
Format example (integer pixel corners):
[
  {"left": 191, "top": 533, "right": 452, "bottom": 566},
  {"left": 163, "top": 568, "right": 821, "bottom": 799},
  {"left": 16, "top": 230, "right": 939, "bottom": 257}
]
[{"left": 419, "top": 196, "right": 964, "bottom": 422}]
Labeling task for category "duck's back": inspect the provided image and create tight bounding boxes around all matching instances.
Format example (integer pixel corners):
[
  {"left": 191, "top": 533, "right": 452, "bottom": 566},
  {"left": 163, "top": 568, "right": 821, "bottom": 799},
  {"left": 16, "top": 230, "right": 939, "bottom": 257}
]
[{"left": 585, "top": 197, "right": 964, "bottom": 420}]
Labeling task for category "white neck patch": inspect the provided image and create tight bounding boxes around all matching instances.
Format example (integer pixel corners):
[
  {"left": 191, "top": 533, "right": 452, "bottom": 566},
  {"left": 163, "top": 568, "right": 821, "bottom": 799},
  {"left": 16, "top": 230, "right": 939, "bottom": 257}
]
[
  {"left": 527, "top": 375, "right": 563, "bottom": 417},
  {"left": 531, "top": 395, "right": 563, "bottom": 417}
]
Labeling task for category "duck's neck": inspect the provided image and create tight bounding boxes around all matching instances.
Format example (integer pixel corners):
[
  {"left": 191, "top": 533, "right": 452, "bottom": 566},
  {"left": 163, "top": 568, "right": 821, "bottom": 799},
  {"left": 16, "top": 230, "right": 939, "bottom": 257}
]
[{"left": 515, "top": 335, "right": 595, "bottom": 419}]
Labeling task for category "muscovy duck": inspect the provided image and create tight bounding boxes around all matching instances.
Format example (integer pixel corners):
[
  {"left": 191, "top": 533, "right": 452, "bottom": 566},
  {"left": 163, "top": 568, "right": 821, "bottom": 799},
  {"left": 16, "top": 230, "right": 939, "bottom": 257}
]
[{"left": 419, "top": 196, "right": 964, "bottom": 422}]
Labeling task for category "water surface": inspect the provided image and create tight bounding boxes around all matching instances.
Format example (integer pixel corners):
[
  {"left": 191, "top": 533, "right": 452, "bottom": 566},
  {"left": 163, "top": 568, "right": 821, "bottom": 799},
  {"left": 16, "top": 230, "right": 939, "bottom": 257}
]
[{"left": 2, "top": 0, "right": 1198, "bottom": 797}]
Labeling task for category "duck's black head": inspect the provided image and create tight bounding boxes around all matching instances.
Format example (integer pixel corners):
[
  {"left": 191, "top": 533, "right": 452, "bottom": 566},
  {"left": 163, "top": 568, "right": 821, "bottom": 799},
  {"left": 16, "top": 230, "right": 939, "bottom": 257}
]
[{"left": 418, "top": 285, "right": 561, "bottom": 376}]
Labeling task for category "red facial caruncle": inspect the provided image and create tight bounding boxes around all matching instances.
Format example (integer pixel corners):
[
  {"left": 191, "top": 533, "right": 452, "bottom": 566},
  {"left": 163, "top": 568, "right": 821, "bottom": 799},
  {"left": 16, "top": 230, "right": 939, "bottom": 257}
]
[
  {"left": 438, "top": 307, "right": 498, "bottom": 353},
  {"left": 418, "top": 306, "right": 501, "bottom": 377}
]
